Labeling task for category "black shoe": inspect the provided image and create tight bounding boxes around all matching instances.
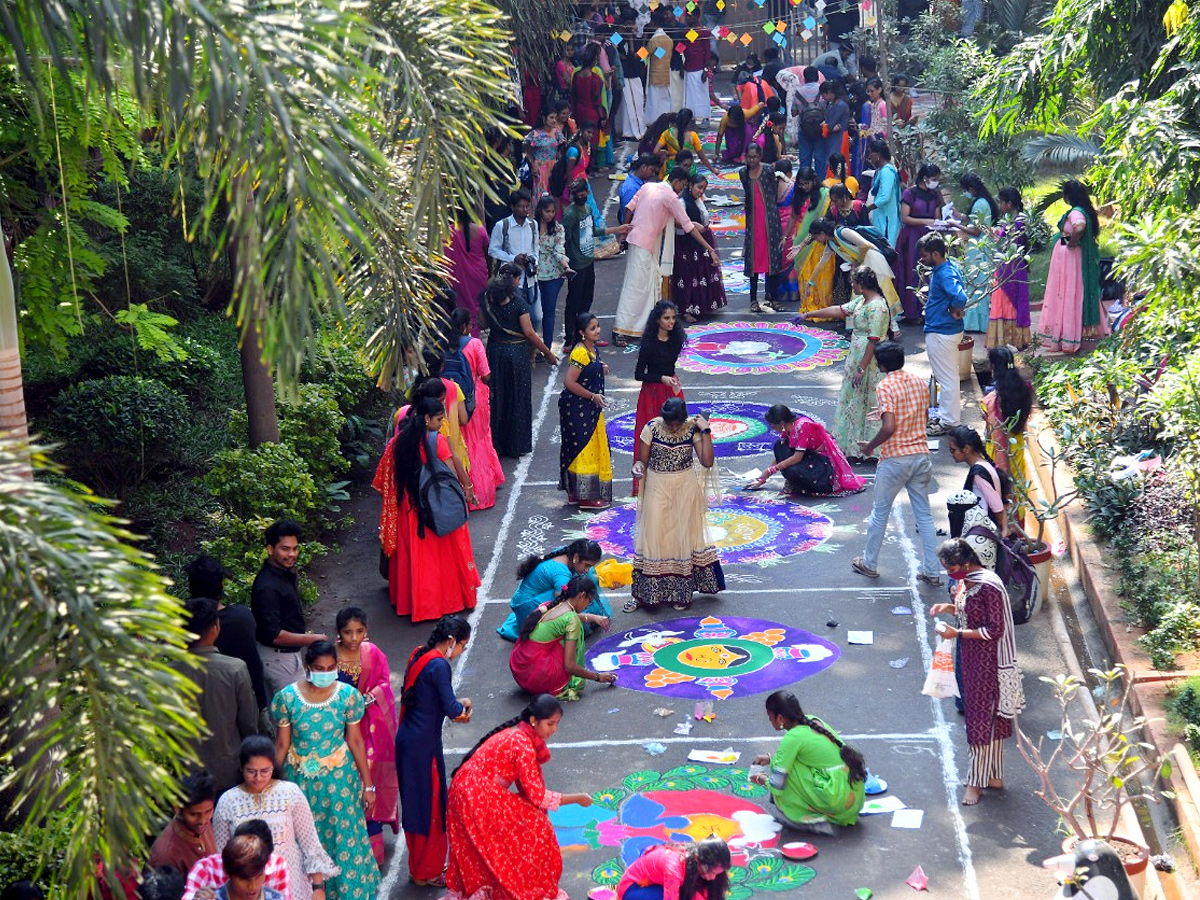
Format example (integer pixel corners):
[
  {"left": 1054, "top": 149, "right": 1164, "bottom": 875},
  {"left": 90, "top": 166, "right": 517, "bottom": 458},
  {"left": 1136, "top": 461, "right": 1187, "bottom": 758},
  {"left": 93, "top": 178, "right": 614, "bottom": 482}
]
[{"left": 612, "top": 333, "right": 629, "bottom": 348}]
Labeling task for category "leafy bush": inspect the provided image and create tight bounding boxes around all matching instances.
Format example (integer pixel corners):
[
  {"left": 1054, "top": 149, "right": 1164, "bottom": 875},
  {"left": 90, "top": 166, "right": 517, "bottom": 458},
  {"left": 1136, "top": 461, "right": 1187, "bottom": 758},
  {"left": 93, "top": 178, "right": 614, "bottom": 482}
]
[
  {"left": 0, "top": 815, "right": 74, "bottom": 894},
  {"left": 204, "top": 442, "right": 319, "bottom": 523},
  {"left": 278, "top": 384, "right": 350, "bottom": 489},
  {"left": 301, "top": 336, "right": 381, "bottom": 414},
  {"left": 1169, "top": 677, "right": 1200, "bottom": 756},
  {"left": 50, "top": 375, "right": 189, "bottom": 496}
]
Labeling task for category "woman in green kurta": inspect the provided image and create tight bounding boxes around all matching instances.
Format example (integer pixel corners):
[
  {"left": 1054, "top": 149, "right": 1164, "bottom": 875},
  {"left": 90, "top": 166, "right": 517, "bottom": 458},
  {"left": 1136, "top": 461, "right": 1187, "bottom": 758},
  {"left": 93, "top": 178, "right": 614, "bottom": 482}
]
[
  {"left": 799, "top": 266, "right": 891, "bottom": 462},
  {"left": 751, "top": 690, "right": 867, "bottom": 835},
  {"left": 508, "top": 574, "right": 616, "bottom": 701},
  {"left": 272, "top": 641, "right": 381, "bottom": 898}
]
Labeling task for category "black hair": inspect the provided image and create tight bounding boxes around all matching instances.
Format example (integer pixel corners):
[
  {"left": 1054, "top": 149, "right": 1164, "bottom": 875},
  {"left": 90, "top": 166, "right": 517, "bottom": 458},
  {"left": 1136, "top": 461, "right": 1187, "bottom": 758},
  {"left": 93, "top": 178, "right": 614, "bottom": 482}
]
[
  {"left": 915, "top": 162, "right": 942, "bottom": 187},
  {"left": 891, "top": 72, "right": 910, "bottom": 86},
  {"left": 861, "top": 55, "right": 878, "bottom": 73},
  {"left": 1062, "top": 180, "right": 1100, "bottom": 236},
  {"left": 577, "top": 119, "right": 598, "bottom": 134},
  {"left": 223, "top": 834, "right": 270, "bottom": 880},
  {"left": 678, "top": 835, "right": 732, "bottom": 900},
  {"left": 408, "top": 373, "right": 447, "bottom": 406},
  {"left": 988, "top": 347, "right": 1032, "bottom": 433},
  {"left": 947, "top": 425, "right": 991, "bottom": 461},
  {"left": 179, "top": 770, "right": 217, "bottom": 808},
  {"left": 873, "top": 340, "right": 905, "bottom": 372},
  {"left": 183, "top": 597, "right": 219, "bottom": 642},
  {"left": 535, "top": 105, "right": 555, "bottom": 130},
  {"left": 791, "top": 167, "right": 823, "bottom": 217},
  {"left": 726, "top": 104, "right": 745, "bottom": 128},
  {"left": 456, "top": 207, "right": 475, "bottom": 251},
  {"left": 264, "top": 519, "right": 302, "bottom": 547},
  {"left": 766, "top": 95, "right": 783, "bottom": 114},
  {"left": 959, "top": 172, "right": 999, "bottom": 222},
  {"left": 398, "top": 616, "right": 471, "bottom": 710},
  {"left": 938, "top": 537, "right": 982, "bottom": 569},
  {"left": 865, "top": 75, "right": 884, "bottom": 91},
  {"left": 866, "top": 139, "right": 891, "bottom": 161},
  {"left": 683, "top": 174, "right": 707, "bottom": 223},
  {"left": 238, "top": 735, "right": 278, "bottom": 773},
  {"left": 850, "top": 264, "right": 882, "bottom": 294},
  {"left": 573, "top": 312, "right": 599, "bottom": 344},
  {"left": 642, "top": 301, "right": 686, "bottom": 363},
  {"left": 450, "top": 307, "right": 473, "bottom": 333},
  {"left": 335, "top": 606, "right": 368, "bottom": 633},
  {"left": 580, "top": 42, "right": 601, "bottom": 69},
  {"left": 744, "top": 142, "right": 762, "bottom": 161},
  {"left": 829, "top": 184, "right": 852, "bottom": 202},
  {"left": 668, "top": 166, "right": 691, "bottom": 184},
  {"left": 509, "top": 188, "right": 532, "bottom": 208},
  {"left": 764, "top": 404, "right": 796, "bottom": 426},
  {"left": 763, "top": 47, "right": 780, "bottom": 61},
  {"left": 774, "top": 158, "right": 793, "bottom": 178},
  {"left": 393, "top": 396, "right": 446, "bottom": 509},
  {"left": 826, "top": 151, "right": 849, "bottom": 182},
  {"left": 803, "top": 66, "right": 819, "bottom": 83},
  {"left": 184, "top": 554, "right": 227, "bottom": 600},
  {"left": 0, "top": 884, "right": 44, "bottom": 900},
  {"left": 233, "top": 819, "right": 275, "bottom": 856},
  {"left": 304, "top": 639, "right": 337, "bottom": 668},
  {"left": 635, "top": 153, "right": 661, "bottom": 173},
  {"left": 765, "top": 690, "right": 868, "bottom": 784},
  {"left": 137, "top": 867, "right": 185, "bottom": 900},
  {"left": 641, "top": 112, "right": 676, "bottom": 156},
  {"left": 454, "top": 694, "right": 563, "bottom": 777},
  {"left": 517, "top": 574, "right": 596, "bottom": 640},
  {"left": 675, "top": 108, "right": 695, "bottom": 139},
  {"left": 917, "top": 231, "right": 947, "bottom": 257},
  {"left": 809, "top": 219, "right": 835, "bottom": 238},
  {"left": 661, "top": 397, "right": 689, "bottom": 424},
  {"left": 819, "top": 80, "right": 837, "bottom": 96},
  {"left": 997, "top": 186, "right": 1024, "bottom": 212},
  {"left": 516, "top": 538, "right": 603, "bottom": 579},
  {"left": 536, "top": 194, "right": 560, "bottom": 234}
]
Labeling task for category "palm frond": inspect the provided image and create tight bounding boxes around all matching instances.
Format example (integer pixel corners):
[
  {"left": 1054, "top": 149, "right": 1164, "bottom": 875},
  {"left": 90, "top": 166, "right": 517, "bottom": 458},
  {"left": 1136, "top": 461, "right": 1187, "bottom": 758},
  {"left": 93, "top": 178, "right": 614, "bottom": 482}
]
[
  {"left": 1021, "top": 132, "right": 1101, "bottom": 168},
  {"left": 0, "top": 440, "right": 202, "bottom": 899}
]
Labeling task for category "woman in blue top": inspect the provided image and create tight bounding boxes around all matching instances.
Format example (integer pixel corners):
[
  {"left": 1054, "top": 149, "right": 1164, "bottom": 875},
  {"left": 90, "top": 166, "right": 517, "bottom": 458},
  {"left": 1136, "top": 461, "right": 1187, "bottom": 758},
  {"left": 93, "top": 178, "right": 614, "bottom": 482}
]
[
  {"left": 864, "top": 140, "right": 900, "bottom": 246},
  {"left": 956, "top": 173, "right": 999, "bottom": 334},
  {"left": 497, "top": 539, "right": 612, "bottom": 641}
]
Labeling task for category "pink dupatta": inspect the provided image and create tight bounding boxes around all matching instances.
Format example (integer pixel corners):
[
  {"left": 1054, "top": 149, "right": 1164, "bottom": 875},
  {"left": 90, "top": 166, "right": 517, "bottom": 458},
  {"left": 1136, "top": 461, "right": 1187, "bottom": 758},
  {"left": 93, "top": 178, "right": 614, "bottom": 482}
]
[
  {"left": 788, "top": 416, "right": 868, "bottom": 495},
  {"left": 359, "top": 641, "right": 399, "bottom": 829}
]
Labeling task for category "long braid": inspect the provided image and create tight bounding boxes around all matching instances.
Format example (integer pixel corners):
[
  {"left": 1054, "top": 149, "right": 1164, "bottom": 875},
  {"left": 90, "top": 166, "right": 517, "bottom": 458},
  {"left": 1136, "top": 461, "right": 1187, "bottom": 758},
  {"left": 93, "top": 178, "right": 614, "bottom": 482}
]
[
  {"left": 399, "top": 615, "right": 470, "bottom": 712},
  {"left": 799, "top": 714, "right": 868, "bottom": 784}
]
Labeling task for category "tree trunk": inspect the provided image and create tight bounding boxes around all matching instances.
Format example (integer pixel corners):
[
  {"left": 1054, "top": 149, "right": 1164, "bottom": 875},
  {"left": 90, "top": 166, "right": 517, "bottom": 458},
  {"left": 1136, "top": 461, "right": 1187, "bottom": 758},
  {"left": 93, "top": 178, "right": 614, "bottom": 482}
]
[
  {"left": 229, "top": 181, "right": 279, "bottom": 447},
  {"left": 0, "top": 222, "right": 31, "bottom": 456}
]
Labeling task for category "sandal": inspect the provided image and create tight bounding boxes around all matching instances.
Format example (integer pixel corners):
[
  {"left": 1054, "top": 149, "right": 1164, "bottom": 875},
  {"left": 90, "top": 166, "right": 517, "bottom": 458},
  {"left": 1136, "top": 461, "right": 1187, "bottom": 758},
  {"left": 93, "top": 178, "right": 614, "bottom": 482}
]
[
  {"left": 916, "top": 573, "right": 944, "bottom": 587},
  {"left": 622, "top": 598, "right": 640, "bottom": 613},
  {"left": 852, "top": 557, "right": 880, "bottom": 579},
  {"left": 672, "top": 602, "right": 691, "bottom": 611}
]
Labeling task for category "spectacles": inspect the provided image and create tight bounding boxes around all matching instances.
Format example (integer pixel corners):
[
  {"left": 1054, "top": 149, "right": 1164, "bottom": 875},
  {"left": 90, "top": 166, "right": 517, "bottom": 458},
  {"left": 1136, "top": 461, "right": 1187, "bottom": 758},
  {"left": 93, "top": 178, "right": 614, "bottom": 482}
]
[{"left": 243, "top": 767, "right": 274, "bottom": 778}]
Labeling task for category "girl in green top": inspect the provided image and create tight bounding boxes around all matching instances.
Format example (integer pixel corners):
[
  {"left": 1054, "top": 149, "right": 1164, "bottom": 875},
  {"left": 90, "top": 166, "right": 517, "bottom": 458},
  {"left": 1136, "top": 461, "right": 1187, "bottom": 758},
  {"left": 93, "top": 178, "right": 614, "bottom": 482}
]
[
  {"left": 751, "top": 690, "right": 867, "bottom": 834},
  {"left": 509, "top": 575, "right": 616, "bottom": 701}
]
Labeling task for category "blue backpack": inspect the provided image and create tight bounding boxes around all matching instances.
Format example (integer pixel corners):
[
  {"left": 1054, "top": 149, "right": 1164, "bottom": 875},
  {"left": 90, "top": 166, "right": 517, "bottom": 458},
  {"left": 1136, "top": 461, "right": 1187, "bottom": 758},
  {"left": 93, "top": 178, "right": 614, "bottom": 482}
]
[{"left": 441, "top": 336, "right": 477, "bottom": 420}]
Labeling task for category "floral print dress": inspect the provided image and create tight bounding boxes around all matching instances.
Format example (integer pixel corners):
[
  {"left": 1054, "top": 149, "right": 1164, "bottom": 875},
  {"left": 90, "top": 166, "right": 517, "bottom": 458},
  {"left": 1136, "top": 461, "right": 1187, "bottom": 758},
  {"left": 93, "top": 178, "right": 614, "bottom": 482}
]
[
  {"left": 832, "top": 293, "right": 890, "bottom": 460},
  {"left": 271, "top": 683, "right": 381, "bottom": 899}
]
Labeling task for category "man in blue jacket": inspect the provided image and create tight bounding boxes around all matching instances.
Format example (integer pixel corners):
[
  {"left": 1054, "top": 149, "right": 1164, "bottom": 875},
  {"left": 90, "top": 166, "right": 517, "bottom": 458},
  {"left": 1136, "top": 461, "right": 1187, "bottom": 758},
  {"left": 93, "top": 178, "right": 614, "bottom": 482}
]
[{"left": 918, "top": 233, "right": 967, "bottom": 436}]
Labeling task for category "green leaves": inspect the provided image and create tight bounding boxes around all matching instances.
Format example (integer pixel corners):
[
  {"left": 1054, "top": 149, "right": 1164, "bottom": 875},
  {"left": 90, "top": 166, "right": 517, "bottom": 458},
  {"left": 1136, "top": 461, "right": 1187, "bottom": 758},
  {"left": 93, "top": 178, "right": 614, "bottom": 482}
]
[{"left": 114, "top": 303, "right": 187, "bottom": 362}]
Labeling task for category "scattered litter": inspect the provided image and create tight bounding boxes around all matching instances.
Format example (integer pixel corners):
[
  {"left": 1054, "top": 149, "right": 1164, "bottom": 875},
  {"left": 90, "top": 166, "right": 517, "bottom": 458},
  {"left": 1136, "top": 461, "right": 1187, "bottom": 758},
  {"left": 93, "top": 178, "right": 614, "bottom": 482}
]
[
  {"left": 643, "top": 741, "right": 667, "bottom": 756},
  {"left": 847, "top": 630, "right": 874, "bottom": 645},
  {"left": 864, "top": 774, "right": 888, "bottom": 795},
  {"left": 891, "top": 808, "right": 924, "bottom": 829},
  {"left": 826, "top": 619, "right": 839, "bottom": 628},
  {"left": 906, "top": 865, "right": 929, "bottom": 891},
  {"left": 890, "top": 658, "right": 909, "bottom": 669},
  {"left": 860, "top": 795, "right": 907, "bottom": 815},
  {"left": 739, "top": 468, "right": 764, "bottom": 482},
  {"left": 674, "top": 721, "right": 694, "bottom": 735},
  {"left": 891, "top": 606, "right": 913, "bottom": 616},
  {"left": 687, "top": 748, "right": 740, "bottom": 765},
  {"left": 694, "top": 701, "right": 714, "bottom": 720},
  {"left": 781, "top": 841, "right": 818, "bottom": 860},
  {"left": 607, "top": 708, "right": 620, "bottom": 714},
  {"left": 855, "top": 889, "right": 873, "bottom": 900},
  {"left": 927, "top": 439, "right": 940, "bottom": 451},
  {"left": 653, "top": 707, "right": 676, "bottom": 717},
  {"left": 1152, "top": 853, "right": 1177, "bottom": 873},
  {"left": 1046, "top": 730, "right": 1063, "bottom": 741}
]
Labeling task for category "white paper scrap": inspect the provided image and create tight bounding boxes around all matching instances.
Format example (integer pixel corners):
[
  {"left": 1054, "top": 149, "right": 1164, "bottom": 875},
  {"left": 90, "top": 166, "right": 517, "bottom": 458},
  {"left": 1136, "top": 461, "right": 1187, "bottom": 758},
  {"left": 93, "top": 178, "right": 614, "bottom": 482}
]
[
  {"left": 892, "top": 808, "right": 925, "bottom": 829},
  {"left": 860, "top": 795, "right": 907, "bottom": 815},
  {"left": 847, "top": 631, "right": 874, "bottom": 645},
  {"left": 688, "top": 748, "right": 741, "bottom": 765}
]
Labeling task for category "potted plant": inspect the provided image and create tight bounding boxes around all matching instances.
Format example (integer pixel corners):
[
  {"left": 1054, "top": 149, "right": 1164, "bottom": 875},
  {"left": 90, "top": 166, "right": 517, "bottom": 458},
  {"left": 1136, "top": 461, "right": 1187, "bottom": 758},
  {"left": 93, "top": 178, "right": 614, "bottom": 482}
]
[
  {"left": 1009, "top": 427, "right": 1079, "bottom": 594},
  {"left": 1018, "top": 666, "right": 1174, "bottom": 891}
]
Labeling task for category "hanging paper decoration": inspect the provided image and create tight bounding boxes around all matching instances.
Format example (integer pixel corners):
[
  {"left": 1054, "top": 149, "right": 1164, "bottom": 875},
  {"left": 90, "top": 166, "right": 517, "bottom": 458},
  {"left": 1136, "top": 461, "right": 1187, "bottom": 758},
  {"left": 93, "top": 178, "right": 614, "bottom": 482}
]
[
  {"left": 610, "top": 31, "right": 624, "bottom": 44},
  {"left": 654, "top": 45, "right": 667, "bottom": 57},
  {"left": 673, "top": 4, "right": 685, "bottom": 15},
  {"left": 637, "top": 46, "right": 651, "bottom": 59},
  {"left": 763, "top": 20, "right": 775, "bottom": 32},
  {"left": 675, "top": 41, "right": 687, "bottom": 52},
  {"left": 801, "top": 28, "right": 813, "bottom": 39},
  {"left": 686, "top": 27, "right": 699, "bottom": 41},
  {"left": 686, "top": 0, "right": 697, "bottom": 10},
  {"left": 739, "top": 32, "right": 753, "bottom": 44},
  {"left": 725, "top": 31, "right": 738, "bottom": 42},
  {"left": 560, "top": 30, "right": 573, "bottom": 41},
  {"left": 804, "top": 15, "right": 816, "bottom": 28},
  {"left": 775, "top": 20, "right": 787, "bottom": 31}
]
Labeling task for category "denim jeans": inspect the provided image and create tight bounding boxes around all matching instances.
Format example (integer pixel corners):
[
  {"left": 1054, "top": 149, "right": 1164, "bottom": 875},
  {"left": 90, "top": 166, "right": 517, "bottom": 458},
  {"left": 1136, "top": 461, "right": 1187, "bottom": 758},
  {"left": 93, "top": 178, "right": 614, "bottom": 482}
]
[
  {"left": 863, "top": 453, "right": 941, "bottom": 576},
  {"left": 538, "top": 277, "right": 563, "bottom": 348},
  {"left": 960, "top": 0, "right": 983, "bottom": 36},
  {"left": 794, "top": 134, "right": 818, "bottom": 174},
  {"left": 519, "top": 284, "right": 539, "bottom": 331}
]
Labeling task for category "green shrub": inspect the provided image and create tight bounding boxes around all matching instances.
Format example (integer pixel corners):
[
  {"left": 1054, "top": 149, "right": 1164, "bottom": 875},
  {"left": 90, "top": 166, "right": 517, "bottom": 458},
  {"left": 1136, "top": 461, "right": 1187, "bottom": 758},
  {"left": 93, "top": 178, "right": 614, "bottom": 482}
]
[
  {"left": 202, "top": 512, "right": 324, "bottom": 607},
  {"left": 278, "top": 384, "right": 350, "bottom": 488},
  {"left": 0, "top": 815, "right": 73, "bottom": 894},
  {"left": 51, "top": 375, "right": 189, "bottom": 496},
  {"left": 1170, "top": 677, "right": 1200, "bottom": 756},
  {"left": 204, "top": 442, "right": 319, "bottom": 523},
  {"left": 301, "top": 337, "right": 381, "bottom": 414}
]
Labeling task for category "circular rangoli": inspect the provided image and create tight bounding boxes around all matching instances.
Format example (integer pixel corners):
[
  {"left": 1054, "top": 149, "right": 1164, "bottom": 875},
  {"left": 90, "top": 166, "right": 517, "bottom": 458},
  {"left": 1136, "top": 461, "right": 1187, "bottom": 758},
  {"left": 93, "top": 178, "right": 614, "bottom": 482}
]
[
  {"left": 605, "top": 401, "right": 775, "bottom": 458},
  {"left": 588, "top": 615, "right": 839, "bottom": 700},
  {"left": 680, "top": 321, "right": 848, "bottom": 375}
]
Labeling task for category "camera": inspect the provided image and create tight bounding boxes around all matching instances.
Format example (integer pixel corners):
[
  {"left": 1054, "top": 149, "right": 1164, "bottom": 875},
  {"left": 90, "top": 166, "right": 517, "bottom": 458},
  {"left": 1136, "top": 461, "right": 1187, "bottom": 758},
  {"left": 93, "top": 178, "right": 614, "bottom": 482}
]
[{"left": 523, "top": 259, "right": 538, "bottom": 279}]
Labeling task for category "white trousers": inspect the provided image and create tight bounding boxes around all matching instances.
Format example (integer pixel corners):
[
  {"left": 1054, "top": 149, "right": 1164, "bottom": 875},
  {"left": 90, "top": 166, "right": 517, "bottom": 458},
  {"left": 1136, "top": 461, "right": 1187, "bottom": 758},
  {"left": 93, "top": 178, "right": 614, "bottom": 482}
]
[
  {"left": 645, "top": 84, "right": 674, "bottom": 124},
  {"left": 925, "top": 330, "right": 962, "bottom": 426},
  {"left": 615, "top": 243, "right": 662, "bottom": 337}
]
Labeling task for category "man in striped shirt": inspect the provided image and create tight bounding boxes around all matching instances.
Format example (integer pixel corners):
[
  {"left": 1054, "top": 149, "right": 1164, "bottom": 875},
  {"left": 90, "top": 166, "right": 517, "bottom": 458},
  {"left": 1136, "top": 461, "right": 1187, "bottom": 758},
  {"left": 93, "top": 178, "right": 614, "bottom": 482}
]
[
  {"left": 183, "top": 820, "right": 291, "bottom": 900},
  {"left": 853, "top": 341, "right": 943, "bottom": 584}
]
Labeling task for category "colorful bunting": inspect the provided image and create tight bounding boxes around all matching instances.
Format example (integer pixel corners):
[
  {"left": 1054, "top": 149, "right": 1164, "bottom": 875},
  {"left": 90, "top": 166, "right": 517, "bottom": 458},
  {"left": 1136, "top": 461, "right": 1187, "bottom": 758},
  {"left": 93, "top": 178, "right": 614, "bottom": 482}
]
[{"left": 685, "top": 27, "right": 699, "bottom": 41}]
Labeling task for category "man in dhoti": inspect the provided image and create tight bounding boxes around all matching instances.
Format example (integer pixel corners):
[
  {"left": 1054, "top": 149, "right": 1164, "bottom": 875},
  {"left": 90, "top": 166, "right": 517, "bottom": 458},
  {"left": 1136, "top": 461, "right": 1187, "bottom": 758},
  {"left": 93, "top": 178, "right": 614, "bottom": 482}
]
[
  {"left": 613, "top": 166, "right": 720, "bottom": 346},
  {"left": 681, "top": 14, "right": 714, "bottom": 127}
]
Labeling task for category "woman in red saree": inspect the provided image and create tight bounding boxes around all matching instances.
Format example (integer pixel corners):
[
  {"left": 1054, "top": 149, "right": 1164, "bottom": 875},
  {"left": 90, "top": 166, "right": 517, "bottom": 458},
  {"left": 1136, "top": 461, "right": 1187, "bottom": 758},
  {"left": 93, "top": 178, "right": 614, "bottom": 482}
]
[
  {"left": 394, "top": 616, "right": 473, "bottom": 886},
  {"left": 334, "top": 606, "right": 398, "bottom": 867},
  {"left": 446, "top": 696, "right": 594, "bottom": 900}
]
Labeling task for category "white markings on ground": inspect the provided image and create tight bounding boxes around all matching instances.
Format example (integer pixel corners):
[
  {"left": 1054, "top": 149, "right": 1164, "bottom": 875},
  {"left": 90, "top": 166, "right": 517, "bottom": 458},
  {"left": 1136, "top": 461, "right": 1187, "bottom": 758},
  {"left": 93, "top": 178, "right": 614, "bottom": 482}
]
[
  {"left": 442, "top": 730, "right": 940, "bottom": 756},
  {"left": 475, "top": 584, "right": 915, "bottom": 607}
]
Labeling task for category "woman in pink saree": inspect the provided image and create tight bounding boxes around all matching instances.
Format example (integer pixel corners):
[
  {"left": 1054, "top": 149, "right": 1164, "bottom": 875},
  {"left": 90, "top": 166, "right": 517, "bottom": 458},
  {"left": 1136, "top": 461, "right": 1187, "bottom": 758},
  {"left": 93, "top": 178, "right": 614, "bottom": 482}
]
[
  {"left": 335, "top": 606, "right": 399, "bottom": 867},
  {"left": 752, "top": 404, "right": 867, "bottom": 497}
]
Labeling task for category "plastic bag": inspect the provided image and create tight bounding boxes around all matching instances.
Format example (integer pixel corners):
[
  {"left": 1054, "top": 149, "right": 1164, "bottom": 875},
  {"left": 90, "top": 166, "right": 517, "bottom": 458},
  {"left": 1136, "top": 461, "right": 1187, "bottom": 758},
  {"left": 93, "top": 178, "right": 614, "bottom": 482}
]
[
  {"left": 595, "top": 559, "right": 634, "bottom": 589},
  {"left": 921, "top": 636, "right": 959, "bottom": 699}
]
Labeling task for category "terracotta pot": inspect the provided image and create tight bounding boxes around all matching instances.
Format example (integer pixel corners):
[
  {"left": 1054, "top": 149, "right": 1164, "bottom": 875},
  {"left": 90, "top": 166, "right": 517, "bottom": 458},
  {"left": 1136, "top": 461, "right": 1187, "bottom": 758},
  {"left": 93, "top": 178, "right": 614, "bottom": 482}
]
[
  {"left": 958, "top": 335, "right": 975, "bottom": 381},
  {"left": 1061, "top": 835, "right": 1149, "bottom": 892}
]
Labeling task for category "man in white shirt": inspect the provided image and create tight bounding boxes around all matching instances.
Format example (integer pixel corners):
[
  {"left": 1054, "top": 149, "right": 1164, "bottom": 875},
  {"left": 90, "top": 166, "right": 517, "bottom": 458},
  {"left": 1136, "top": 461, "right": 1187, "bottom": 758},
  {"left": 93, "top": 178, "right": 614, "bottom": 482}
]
[{"left": 488, "top": 188, "right": 540, "bottom": 318}]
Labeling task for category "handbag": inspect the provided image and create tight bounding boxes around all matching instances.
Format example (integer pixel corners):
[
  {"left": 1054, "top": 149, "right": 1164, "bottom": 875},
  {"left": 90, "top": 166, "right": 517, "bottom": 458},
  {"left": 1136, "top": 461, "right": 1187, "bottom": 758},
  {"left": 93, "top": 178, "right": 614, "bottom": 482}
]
[{"left": 921, "top": 636, "right": 960, "bottom": 698}]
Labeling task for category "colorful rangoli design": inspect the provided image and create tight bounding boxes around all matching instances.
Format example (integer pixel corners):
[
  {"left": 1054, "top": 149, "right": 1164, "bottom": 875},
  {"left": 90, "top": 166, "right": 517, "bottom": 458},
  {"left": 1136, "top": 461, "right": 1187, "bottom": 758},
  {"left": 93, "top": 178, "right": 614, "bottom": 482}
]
[
  {"left": 582, "top": 493, "right": 833, "bottom": 566},
  {"left": 550, "top": 766, "right": 817, "bottom": 900},
  {"left": 588, "top": 615, "right": 839, "bottom": 700},
  {"left": 719, "top": 262, "right": 751, "bottom": 294},
  {"left": 605, "top": 401, "right": 775, "bottom": 458},
  {"left": 679, "top": 321, "right": 849, "bottom": 375},
  {"left": 709, "top": 211, "right": 746, "bottom": 236}
]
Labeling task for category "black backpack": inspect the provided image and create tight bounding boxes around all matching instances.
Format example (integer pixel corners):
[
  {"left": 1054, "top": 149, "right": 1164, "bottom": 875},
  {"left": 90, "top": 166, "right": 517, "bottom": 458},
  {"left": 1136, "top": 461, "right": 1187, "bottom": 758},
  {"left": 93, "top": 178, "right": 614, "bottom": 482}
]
[
  {"left": 417, "top": 432, "right": 468, "bottom": 538},
  {"left": 548, "top": 142, "right": 575, "bottom": 200},
  {"left": 796, "top": 94, "right": 825, "bottom": 140},
  {"left": 441, "top": 337, "right": 477, "bottom": 420}
]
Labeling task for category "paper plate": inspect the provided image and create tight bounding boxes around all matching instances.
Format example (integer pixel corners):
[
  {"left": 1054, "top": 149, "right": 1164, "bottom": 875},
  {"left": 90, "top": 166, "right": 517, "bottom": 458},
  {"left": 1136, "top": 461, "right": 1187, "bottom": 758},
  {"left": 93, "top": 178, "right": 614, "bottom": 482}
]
[
  {"left": 864, "top": 774, "right": 888, "bottom": 795},
  {"left": 588, "top": 889, "right": 617, "bottom": 900},
  {"left": 781, "top": 841, "right": 819, "bottom": 860}
]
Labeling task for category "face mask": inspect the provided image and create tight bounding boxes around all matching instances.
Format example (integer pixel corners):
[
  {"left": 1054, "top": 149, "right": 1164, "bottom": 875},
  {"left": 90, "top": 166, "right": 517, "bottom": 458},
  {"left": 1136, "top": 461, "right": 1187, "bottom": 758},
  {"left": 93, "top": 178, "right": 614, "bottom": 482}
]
[
  {"left": 573, "top": 195, "right": 588, "bottom": 207},
  {"left": 926, "top": 180, "right": 940, "bottom": 190},
  {"left": 309, "top": 670, "right": 338, "bottom": 688}
]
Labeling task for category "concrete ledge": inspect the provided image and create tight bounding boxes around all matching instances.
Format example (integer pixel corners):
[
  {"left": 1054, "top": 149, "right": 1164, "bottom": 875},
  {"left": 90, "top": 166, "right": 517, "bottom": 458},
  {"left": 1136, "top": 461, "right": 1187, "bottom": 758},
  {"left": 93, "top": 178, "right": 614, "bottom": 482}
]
[{"left": 1024, "top": 412, "right": 1200, "bottom": 897}]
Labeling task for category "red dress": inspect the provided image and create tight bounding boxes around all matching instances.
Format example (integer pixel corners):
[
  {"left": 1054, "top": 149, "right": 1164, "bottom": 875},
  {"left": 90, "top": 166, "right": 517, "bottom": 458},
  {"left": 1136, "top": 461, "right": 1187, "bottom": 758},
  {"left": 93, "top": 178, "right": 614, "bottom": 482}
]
[
  {"left": 446, "top": 723, "right": 568, "bottom": 900},
  {"left": 372, "top": 433, "right": 480, "bottom": 622}
]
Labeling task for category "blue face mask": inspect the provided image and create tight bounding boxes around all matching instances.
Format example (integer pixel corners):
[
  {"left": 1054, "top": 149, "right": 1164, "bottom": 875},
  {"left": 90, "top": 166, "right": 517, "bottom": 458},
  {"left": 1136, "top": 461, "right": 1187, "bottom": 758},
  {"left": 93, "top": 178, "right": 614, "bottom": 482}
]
[{"left": 309, "top": 670, "right": 338, "bottom": 688}]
